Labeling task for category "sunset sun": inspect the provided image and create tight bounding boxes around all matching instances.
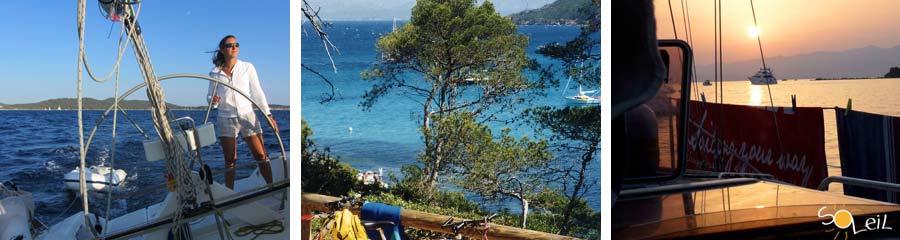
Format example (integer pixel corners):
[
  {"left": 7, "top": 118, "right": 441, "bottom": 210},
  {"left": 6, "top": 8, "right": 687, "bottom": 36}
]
[{"left": 748, "top": 26, "right": 761, "bottom": 38}]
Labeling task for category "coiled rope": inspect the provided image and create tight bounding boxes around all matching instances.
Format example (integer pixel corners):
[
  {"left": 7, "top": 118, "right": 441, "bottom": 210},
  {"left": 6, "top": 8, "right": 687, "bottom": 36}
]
[{"left": 234, "top": 220, "right": 284, "bottom": 240}]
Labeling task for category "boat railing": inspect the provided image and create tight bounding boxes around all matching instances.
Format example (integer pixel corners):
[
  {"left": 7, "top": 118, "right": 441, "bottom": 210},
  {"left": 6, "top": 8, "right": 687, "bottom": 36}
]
[
  {"left": 300, "top": 193, "right": 580, "bottom": 240},
  {"left": 716, "top": 172, "right": 775, "bottom": 180},
  {"left": 817, "top": 176, "right": 900, "bottom": 194},
  {"left": 71, "top": 74, "right": 290, "bottom": 237},
  {"left": 618, "top": 178, "right": 759, "bottom": 201},
  {"left": 84, "top": 74, "right": 289, "bottom": 185},
  {"left": 685, "top": 170, "right": 777, "bottom": 180}
]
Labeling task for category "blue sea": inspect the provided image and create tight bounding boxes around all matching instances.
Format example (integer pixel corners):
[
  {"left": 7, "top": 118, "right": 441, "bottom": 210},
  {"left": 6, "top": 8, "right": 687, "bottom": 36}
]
[
  {"left": 0, "top": 110, "right": 290, "bottom": 225},
  {"left": 301, "top": 21, "right": 599, "bottom": 211}
]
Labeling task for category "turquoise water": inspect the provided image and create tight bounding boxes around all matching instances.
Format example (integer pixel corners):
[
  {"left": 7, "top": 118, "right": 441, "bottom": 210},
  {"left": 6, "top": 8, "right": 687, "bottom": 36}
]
[{"left": 301, "top": 21, "right": 600, "bottom": 211}]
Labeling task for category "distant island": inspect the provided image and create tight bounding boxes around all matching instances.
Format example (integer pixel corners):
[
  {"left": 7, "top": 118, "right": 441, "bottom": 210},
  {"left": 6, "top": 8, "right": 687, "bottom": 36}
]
[
  {"left": 885, "top": 66, "right": 900, "bottom": 78},
  {"left": 0, "top": 98, "right": 288, "bottom": 110},
  {"left": 812, "top": 66, "right": 900, "bottom": 80},
  {"left": 813, "top": 77, "right": 879, "bottom": 81},
  {"left": 509, "top": 0, "right": 594, "bottom": 25}
]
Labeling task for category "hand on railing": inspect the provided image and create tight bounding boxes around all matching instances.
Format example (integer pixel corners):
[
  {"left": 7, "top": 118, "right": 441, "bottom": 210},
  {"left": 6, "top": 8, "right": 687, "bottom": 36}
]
[
  {"left": 267, "top": 114, "right": 278, "bottom": 132},
  {"left": 211, "top": 95, "right": 221, "bottom": 106}
]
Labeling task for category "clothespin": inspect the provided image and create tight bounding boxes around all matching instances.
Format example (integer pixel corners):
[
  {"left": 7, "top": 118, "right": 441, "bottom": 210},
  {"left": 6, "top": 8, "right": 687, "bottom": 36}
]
[
  {"left": 791, "top": 94, "right": 797, "bottom": 111},
  {"left": 845, "top": 98, "right": 852, "bottom": 116}
]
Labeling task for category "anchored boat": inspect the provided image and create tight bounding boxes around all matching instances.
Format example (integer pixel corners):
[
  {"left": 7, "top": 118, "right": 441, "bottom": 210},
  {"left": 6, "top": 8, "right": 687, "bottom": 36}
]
[
  {"left": 62, "top": 166, "right": 127, "bottom": 192},
  {"left": 566, "top": 85, "right": 600, "bottom": 104},
  {"left": 749, "top": 67, "right": 778, "bottom": 85}
]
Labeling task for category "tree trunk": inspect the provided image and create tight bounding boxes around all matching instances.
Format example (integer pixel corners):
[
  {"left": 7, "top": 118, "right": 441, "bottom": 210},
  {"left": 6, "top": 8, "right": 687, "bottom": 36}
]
[
  {"left": 520, "top": 197, "right": 529, "bottom": 229},
  {"left": 421, "top": 98, "right": 436, "bottom": 196},
  {"left": 559, "top": 142, "right": 596, "bottom": 235},
  {"left": 428, "top": 140, "right": 443, "bottom": 191}
]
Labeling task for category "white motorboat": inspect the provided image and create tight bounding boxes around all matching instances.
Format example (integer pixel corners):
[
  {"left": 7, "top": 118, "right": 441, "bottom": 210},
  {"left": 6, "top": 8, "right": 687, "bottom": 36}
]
[
  {"left": 566, "top": 85, "right": 600, "bottom": 104},
  {"left": 63, "top": 166, "right": 127, "bottom": 192},
  {"left": 749, "top": 67, "right": 777, "bottom": 85}
]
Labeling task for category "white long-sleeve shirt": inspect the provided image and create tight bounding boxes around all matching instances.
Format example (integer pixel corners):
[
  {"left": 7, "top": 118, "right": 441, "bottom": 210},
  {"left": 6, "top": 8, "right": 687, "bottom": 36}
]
[{"left": 207, "top": 60, "right": 271, "bottom": 118}]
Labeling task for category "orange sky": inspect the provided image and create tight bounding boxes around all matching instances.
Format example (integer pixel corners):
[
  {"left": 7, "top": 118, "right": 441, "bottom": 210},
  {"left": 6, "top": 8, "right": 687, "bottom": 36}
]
[{"left": 654, "top": 0, "right": 900, "bottom": 65}]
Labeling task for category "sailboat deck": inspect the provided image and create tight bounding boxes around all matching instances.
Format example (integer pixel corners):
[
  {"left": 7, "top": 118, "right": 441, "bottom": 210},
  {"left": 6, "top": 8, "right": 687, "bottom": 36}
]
[{"left": 614, "top": 180, "right": 900, "bottom": 239}]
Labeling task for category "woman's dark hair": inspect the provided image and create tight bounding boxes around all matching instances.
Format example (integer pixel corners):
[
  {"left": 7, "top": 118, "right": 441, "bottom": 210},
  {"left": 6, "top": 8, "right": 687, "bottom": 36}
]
[{"left": 212, "top": 35, "right": 236, "bottom": 69}]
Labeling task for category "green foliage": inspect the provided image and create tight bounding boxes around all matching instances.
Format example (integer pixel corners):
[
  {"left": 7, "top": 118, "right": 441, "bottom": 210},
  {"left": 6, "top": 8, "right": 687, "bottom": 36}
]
[
  {"left": 361, "top": 0, "right": 543, "bottom": 196},
  {"left": 431, "top": 111, "right": 551, "bottom": 200},
  {"left": 525, "top": 106, "right": 600, "bottom": 236},
  {"left": 364, "top": 186, "right": 590, "bottom": 239},
  {"left": 509, "top": 0, "right": 594, "bottom": 25},
  {"left": 535, "top": 0, "right": 599, "bottom": 88},
  {"left": 532, "top": 188, "right": 599, "bottom": 237},
  {"left": 301, "top": 119, "right": 384, "bottom": 196},
  {"left": 526, "top": 1, "right": 600, "bottom": 234},
  {"left": 528, "top": 106, "right": 601, "bottom": 143},
  {"left": 386, "top": 165, "right": 429, "bottom": 200},
  {"left": 362, "top": 0, "right": 534, "bottom": 110}
]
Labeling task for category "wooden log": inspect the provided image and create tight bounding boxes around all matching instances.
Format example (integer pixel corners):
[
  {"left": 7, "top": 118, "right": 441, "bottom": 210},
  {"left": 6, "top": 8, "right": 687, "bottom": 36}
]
[{"left": 301, "top": 193, "right": 581, "bottom": 240}]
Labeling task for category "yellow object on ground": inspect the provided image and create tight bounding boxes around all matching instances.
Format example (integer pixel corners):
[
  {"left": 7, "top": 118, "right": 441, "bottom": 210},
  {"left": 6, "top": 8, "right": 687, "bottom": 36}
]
[{"left": 327, "top": 208, "right": 369, "bottom": 240}]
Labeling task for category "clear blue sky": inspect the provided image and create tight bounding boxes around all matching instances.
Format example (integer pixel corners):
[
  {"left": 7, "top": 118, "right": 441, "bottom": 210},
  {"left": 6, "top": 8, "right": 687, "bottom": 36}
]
[
  {"left": 305, "top": 0, "right": 556, "bottom": 20},
  {"left": 0, "top": 1, "right": 288, "bottom": 106}
]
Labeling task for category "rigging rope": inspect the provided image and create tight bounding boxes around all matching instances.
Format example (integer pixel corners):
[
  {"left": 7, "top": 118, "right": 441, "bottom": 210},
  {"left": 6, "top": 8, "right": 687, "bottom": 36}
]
[
  {"left": 713, "top": 0, "right": 727, "bottom": 172},
  {"left": 121, "top": 5, "right": 199, "bottom": 235},
  {"left": 76, "top": 0, "right": 99, "bottom": 237},
  {"left": 667, "top": 0, "right": 678, "bottom": 39},
  {"left": 681, "top": 0, "right": 701, "bottom": 101},
  {"left": 102, "top": 19, "right": 124, "bottom": 236},
  {"left": 749, "top": 0, "right": 786, "bottom": 156},
  {"left": 77, "top": 1, "right": 199, "bottom": 237}
]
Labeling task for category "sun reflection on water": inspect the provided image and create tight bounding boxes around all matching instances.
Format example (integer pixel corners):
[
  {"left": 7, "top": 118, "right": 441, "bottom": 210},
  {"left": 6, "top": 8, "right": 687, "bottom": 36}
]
[{"left": 748, "top": 84, "right": 763, "bottom": 106}]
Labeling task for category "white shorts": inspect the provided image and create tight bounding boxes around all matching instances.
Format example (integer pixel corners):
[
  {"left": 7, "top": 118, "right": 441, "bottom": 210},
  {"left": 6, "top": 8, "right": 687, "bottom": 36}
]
[{"left": 216, "top": 112, "right": 263, "bottom": 138}]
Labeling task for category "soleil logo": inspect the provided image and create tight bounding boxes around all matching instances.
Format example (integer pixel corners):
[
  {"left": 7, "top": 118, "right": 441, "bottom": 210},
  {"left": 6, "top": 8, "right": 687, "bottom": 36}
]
[{"left": 818, "top": 206, "right": 891, "bottom": 239}]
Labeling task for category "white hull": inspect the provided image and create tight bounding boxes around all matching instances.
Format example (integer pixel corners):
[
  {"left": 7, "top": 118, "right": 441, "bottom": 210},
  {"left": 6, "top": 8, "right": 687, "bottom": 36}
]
[
  {"left": 0, "top": 190, "right": 35, "bottom": 240},
  {"left": 63, "top": 166, "right": 127, "bottom": 192},
  {"left": 749, "top": 68, "right": 778, "bottom": 85},
  {"left": 566, "top": 85, "right": 600, "bottom": 104},
  {"left": 41, "top": 153, "right": 290, "bottom": 239},
  {"left": 749, "top": 76, "right": 777, "bottom": 85},
  {"left": 566, "top": 96, "right": 600, "bottom": 104}
]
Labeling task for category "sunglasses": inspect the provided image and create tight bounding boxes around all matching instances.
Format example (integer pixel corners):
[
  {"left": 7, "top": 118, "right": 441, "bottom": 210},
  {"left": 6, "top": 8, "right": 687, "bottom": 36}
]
[{"left": 222, "top": 42, "right": 240, "bottom": 49}]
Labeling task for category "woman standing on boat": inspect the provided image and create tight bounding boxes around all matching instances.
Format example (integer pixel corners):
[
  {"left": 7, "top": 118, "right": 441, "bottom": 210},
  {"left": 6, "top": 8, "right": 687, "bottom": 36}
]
[{"left": 207, "top": 35, "right": 277, "bottom": 189}]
